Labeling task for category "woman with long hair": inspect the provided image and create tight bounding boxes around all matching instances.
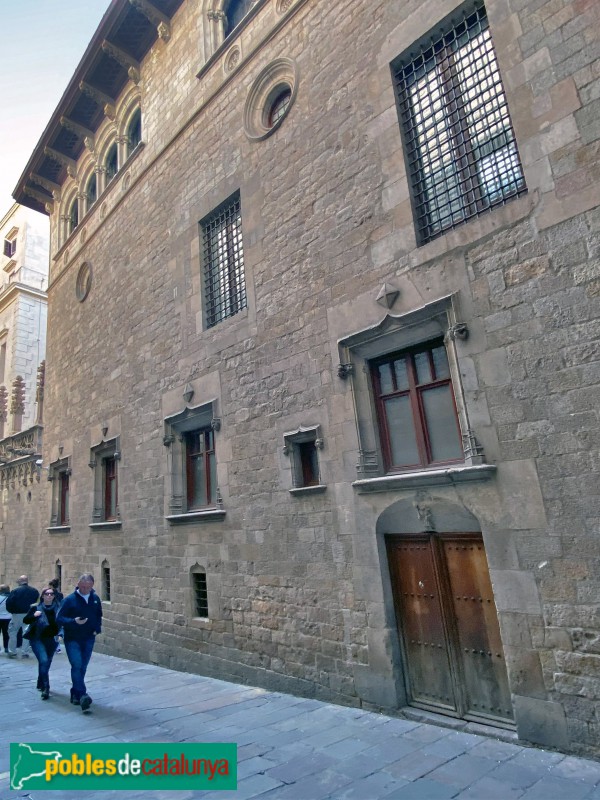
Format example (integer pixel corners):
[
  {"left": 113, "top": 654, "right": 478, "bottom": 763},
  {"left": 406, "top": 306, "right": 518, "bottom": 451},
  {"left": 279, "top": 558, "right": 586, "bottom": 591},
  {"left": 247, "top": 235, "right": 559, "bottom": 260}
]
[{"left": 23, "top": 587, "right": 60, "bottom": 700}]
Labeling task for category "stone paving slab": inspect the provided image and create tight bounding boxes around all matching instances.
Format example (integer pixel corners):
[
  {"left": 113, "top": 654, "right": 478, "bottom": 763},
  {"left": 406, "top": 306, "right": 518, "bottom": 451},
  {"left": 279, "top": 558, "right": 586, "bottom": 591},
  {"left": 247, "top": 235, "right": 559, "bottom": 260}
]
[{"left": 1, "top": 650, "right": 599, "bottom": 799}]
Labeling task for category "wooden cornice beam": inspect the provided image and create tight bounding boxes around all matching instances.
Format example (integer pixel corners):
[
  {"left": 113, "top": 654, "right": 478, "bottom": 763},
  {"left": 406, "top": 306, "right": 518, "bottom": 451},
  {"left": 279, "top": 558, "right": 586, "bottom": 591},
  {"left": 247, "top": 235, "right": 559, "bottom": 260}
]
[
  {"left": 128, "top": 0, "right": 171, "bottom": 41},
  {"left": 43, "top": 147, "right": 78, "bottom": 179},
  {"left": 79, "top": 81, "right": 116, "bottom": 120},
  {"left": 101, "top": 40, "right": 141, "bottom": 85},
  {"left": 29, "top": 174, "right": 61, "bottom": 196},
  {"left": 59, "top": 116, "right": 94, "bottom": 141},
  {"left": 24, "top": 186, "right": 53, "bottom": 213}
]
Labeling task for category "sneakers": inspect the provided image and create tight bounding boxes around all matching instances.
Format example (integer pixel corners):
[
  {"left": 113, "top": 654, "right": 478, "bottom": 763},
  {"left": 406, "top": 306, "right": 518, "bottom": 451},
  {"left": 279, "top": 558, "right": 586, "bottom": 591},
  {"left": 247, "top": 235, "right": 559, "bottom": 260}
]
[
  {"left": 7, "top": 653, "right": 16, "bottom": 658},
  {"left": 80, "top": 694, "right": 92, "bottom": 712},
  {"left": 41, "top": 689, "right": 49, "bottom": 700}
]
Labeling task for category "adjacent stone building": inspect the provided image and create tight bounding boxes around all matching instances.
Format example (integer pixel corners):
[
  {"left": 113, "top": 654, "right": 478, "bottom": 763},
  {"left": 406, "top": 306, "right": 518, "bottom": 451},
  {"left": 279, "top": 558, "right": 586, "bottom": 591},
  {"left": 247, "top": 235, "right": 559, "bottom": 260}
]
[
  {"left": 12, "top": 0, "right": 600, "bottom": 755},
  {"left": 0, "top": 203, "right": 48, "bottom": 578}
]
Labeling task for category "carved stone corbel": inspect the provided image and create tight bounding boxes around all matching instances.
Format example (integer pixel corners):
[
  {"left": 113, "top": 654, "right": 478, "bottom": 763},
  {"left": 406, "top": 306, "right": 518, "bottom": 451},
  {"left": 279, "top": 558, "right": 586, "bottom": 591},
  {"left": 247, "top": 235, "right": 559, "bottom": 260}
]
[
  {"left": 60, "top": 116, "right": 94, "bottom": 142},
  {"left": 337, "top": 363, "right": 354, "bottom": 379},
  {"left": 101, "top": 40, "right": 141, "bottom": 84},
  {"left": 30, "top": 174, "right": 61, "bottom": 197},
  {"left": 44, "top": 147, "right": 78, "bottom": 179},
  {"left": 79, "top": 81, "right": 116, "bottom": 120},
  {"left": 129, "top": 0, "right": 171, "bottom": 41},
  {"left": 445, "top": 323, "right": 469, "bottom": 342}
]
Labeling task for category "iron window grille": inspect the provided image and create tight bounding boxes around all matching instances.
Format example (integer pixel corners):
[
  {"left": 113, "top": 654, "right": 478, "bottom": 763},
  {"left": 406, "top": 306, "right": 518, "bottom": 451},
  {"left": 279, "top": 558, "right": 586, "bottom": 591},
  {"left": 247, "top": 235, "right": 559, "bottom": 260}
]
[
  {"left": 201, "top": 192, "right": 247, "bottom": 329},
  {"left": 392, "top": 2, "right": 526, "bottom": 244},
  {"left": 372, "top": 339, "right": 463, "bottom": 471},
  {"left": 192, "top": 571, "right": 209, "bottom": 617},
  {"left": 102, "top": 564, "right": 111, "bottom": 602}
]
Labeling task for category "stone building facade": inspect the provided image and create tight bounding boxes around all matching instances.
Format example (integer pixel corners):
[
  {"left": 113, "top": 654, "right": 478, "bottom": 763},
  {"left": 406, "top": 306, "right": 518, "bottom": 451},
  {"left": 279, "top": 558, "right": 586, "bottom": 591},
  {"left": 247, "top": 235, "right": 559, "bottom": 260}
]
[
  {"left": 0, "top": 203, "right": 48, "bottom": 581},
  {"left": 13, "top": 0, "right": 600, "bottom": 755}
]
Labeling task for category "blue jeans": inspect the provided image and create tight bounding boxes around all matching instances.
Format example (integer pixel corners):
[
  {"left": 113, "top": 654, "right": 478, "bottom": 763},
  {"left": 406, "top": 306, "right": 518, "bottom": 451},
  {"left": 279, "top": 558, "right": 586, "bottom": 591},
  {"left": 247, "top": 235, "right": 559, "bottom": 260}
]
[
  {"left": 30, "top": 637, "right": 57, "bottom": 690},
  {"left": 64, "top": 637, "right": 95, "bottom": 700}
]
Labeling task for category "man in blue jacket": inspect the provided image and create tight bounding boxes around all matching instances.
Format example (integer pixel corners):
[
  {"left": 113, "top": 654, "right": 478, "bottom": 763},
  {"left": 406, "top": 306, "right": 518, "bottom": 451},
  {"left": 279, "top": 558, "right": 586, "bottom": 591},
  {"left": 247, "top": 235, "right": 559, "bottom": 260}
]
[{"left": 57, "top": 573, "right": 102, "bottom": 711}]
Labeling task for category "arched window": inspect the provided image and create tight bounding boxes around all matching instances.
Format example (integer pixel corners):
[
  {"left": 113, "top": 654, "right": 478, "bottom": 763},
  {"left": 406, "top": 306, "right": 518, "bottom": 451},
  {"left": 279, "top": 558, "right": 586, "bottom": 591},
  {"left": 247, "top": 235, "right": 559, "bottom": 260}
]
[
  {"left": 225, "top": 0, "right": 256, "bottom": 37},
  {"left": 85, "top": 172, "right": 97, "bottom": 213},
  {"left": 126, "top": 108, "right": 142, "bottom": 158},
  {"left": 68, "top": 197, "right": 79, "bottom": 235},
  {"left": 105, "top": 143, "right": 118, "bottom": 183}
]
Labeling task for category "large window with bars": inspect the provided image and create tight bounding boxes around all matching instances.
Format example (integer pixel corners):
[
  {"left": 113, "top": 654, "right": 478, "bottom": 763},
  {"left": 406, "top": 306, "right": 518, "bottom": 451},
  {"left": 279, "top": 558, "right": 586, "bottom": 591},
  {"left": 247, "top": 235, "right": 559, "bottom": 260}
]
[
  {"left": 392, "top": 2, "right": 526, "bottom": 244},
  {"left": 200, "top": 192, "right": 246, "bottom": 329}
]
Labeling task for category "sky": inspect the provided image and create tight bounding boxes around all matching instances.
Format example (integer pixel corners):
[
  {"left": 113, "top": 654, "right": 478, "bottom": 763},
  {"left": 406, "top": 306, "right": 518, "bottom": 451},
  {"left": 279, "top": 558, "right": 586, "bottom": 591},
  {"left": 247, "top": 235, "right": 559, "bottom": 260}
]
[{"left": 0, "top": 1, "right": 112, "bottom": 215}]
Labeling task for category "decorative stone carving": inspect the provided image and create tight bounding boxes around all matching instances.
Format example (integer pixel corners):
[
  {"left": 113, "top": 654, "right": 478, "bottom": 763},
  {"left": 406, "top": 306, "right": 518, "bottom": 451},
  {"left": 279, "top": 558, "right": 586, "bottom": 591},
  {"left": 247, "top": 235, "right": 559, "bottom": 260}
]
[
  {"left": 79, "top": 81, "right": 116, "bottom": 120},
  {"left": 44, "top": 147, "right": 78, "bottom": 179},
  {"left": 276, "top": 0, "right": 295, "bottom": 12},
  {"left": 243, "top": 58, "right": 298, "bottom": 141},
  {"left": 10, "top": 376, "right": 26, "bottom": 433},
  {"left": 129, "top": 0, "right": 171, "bottom": 41},
  {"left": 337, "top": 362, "right": 354, "bottom": 379},
  {"left": 60, "top": 116, "right": 94, "bottom": 142},
  {"left": 414, "top": 503, "right": 435, "bottom": 532},
  {"left": 376, "top": 283, "right": 400, "bottom": 310},
  {"left": 224, "top": 46, "right": 241, "bottom": 73},
  {"left": 35, "top": 361, "right": 45, "bottom": 425},
  {"left": 183, "top": 383, "right": 194, "bottom": 404},
  {"left": 445, "top": 322, "right": 469, "bottom": 341}
]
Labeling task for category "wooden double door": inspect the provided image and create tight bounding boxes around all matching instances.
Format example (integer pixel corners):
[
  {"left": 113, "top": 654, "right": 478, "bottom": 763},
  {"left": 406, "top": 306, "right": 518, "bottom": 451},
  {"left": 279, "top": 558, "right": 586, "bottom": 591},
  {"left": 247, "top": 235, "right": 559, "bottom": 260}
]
[{"left": 387, "top": 532, "right": 513, "bottom": 727}]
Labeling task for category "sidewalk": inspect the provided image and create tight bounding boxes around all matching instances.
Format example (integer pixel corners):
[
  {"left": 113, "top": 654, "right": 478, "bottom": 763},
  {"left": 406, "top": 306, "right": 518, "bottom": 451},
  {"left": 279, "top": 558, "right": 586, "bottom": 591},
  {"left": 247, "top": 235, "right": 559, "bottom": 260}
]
[{"left": 1, "top": 649, "right": 599, "bottom": 800}]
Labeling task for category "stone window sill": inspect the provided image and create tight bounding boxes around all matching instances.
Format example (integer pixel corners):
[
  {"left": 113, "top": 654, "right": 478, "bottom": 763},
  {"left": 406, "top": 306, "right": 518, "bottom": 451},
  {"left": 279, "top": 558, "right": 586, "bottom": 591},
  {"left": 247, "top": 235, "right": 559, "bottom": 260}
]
[
  {"left": 47, "top": 525, "right": 71, "bottom": 533},
  {"left": 166, "top": 509, "right": 226, "bottom": 524},
  {"left": 353, "top": 464, "right": 496, "bottom": 493},
  {"left": 289, "top": 485, "right": 327, "bottom": 496},
  {"left": 89, "top": 521, "right": 122, "bottom": 531}
]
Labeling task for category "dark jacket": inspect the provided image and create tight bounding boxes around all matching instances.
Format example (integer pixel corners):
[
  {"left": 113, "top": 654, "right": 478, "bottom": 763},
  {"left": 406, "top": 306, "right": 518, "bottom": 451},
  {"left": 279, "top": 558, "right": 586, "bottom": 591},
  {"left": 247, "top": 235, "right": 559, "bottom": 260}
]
[
  {"left": 6, "top": 584, "right": 39, "bottom": 614},
  {"left": 23, "top": 601, "right": 60, "bottom": 640},
  {"left": 57, "top": 589, "right": 102, "bottom": 642}
]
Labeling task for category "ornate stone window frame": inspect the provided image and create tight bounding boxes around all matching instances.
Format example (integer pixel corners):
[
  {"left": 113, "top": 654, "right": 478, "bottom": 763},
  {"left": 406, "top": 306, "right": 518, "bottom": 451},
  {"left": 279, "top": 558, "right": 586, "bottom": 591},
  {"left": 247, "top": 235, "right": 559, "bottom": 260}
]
[
  {"left": 47, "top": 455, "right": 72, "bottom": 532},
  {"left": 283, "top": 424, "right": 326, "bottom": 495},
  {"left": 243, "top": 58, "right": 298, "bottom": 141},
  {"left": 338, "top": 294, "right": 495, "bottom": 491},
  {"left": 89, "top": 436, "right": 122, "bottom": 529},
  {"left": 164, "top": 401, "right": 225, "bottom": 523}
]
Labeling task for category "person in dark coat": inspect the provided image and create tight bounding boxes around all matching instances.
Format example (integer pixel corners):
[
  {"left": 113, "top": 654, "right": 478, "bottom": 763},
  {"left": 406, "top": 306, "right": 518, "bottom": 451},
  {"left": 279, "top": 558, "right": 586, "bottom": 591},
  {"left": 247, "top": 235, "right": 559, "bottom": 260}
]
[
  {"left": 57, "top": 573, "right": 102, "bottom": 711},
  {"left": 48, "top": 578, "right": 65, "bottom": 652},
  {"left": 23, "top": 587, "right": 61, "bottom": 699},
  {"left": 6, "top": 576, "right": 39, "bottom": 657}
]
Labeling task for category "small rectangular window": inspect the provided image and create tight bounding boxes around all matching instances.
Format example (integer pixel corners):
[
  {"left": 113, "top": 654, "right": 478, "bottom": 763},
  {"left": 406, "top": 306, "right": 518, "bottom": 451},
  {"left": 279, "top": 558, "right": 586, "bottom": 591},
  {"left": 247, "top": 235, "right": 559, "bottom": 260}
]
[
  {"left": 192, "top": 572, "right": 208, "bottom": 617},
  {"left": 102, "top": 565, "right": 111, "bottom": 602},
  {"left": 392, "top": 2, "right": 526, "bottom": 244},
  {"left": 372, "top": 341, "right": 463, "bottom": 471},
  {"left": 3, "top": 238, "right": 16, "bottom": 258},
  {"left": 201, "top": 192, "right": 247, "bottom": 329}
]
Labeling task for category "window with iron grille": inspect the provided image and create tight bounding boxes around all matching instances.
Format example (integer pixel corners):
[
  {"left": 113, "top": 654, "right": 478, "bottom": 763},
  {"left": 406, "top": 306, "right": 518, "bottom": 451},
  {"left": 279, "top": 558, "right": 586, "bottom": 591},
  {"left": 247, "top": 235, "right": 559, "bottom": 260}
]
[
  {"left": 392, "top": 2, "right": 526, "bottom": 244},
  {"left": 371, "top": 340, "right": 463, "bottom": 471},
  {"left": 201, "top": 192, "right": 246, "bottom": 329},
  {"left": 102, "top": 562, "right": 111, "bottom": 602},
  {"left": 192, "top": 571, "right": 209, "bottom": 617}
]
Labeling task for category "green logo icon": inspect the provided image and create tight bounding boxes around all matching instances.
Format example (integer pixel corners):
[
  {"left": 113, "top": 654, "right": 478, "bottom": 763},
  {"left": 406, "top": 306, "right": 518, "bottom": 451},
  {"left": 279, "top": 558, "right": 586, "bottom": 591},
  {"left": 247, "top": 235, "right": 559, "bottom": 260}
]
[{"left": 11, "top": 742, "right": 237, "bottom": 791}]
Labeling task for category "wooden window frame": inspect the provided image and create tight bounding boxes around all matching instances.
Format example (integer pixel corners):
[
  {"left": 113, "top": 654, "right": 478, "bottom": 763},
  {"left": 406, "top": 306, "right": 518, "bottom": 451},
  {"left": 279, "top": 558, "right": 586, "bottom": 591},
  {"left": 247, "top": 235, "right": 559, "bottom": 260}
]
[{"left": 371, "top": 339, "right": 463, "bottom": 472}]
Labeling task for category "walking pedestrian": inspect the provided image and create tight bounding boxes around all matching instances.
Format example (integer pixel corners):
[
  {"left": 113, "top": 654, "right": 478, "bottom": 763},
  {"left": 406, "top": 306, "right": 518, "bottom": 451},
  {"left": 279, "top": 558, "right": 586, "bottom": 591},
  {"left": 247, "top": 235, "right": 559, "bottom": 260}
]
[
  {"left": 6, "top": 576, "right": 39, "bottom": 657},
  {"left": 23, "top": 587, "right": 61, "bottom": 700},
  {"left": 48, "top": 578, "right": 64, "bottom": 652},
  {"left": 57, "top": 573, "right": 102, "bottom": 711},
  {"left": 0, "top": 584, "right": 12, "bottom": 653}
]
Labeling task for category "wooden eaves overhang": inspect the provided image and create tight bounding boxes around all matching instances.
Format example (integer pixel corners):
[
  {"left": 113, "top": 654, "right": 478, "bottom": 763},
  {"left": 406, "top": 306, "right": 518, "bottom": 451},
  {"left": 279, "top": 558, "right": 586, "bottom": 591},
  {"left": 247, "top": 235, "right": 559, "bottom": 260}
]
[{"left": 13, "top": 0, "right": 184, "bottom": 216}]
